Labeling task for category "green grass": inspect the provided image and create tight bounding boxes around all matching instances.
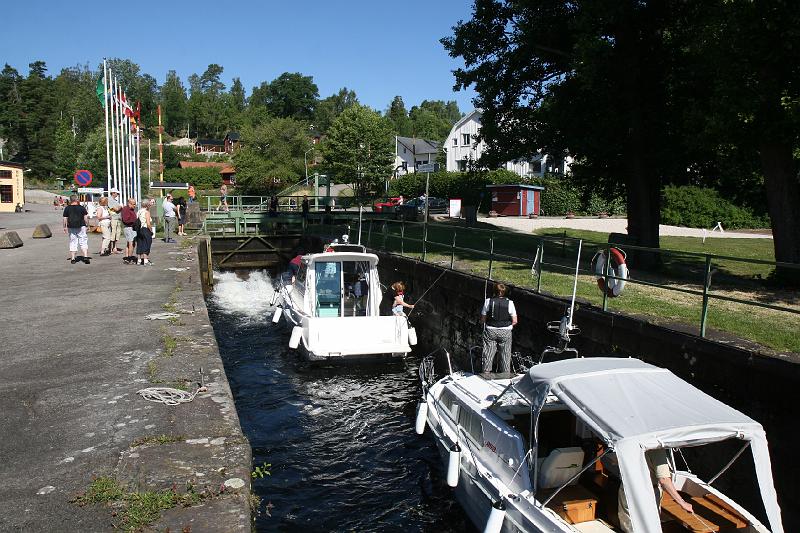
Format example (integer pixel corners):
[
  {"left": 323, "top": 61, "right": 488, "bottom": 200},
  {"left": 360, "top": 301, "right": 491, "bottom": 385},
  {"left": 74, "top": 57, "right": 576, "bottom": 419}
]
[
  {"left": 131, "top": 434, "right": 185, "bottom": 448},
  {"left": 366, "top": 220, "right": 799, "bottom": 353}
]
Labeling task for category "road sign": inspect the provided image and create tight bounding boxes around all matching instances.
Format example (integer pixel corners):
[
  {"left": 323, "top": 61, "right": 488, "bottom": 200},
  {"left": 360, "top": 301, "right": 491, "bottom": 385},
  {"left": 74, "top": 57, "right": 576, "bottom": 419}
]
[
  {"left": 417, "top": 163, "right": 437, "bottom": 173},
  {"left": 74, "top": 169, "right": 93, "bottom": 187}
]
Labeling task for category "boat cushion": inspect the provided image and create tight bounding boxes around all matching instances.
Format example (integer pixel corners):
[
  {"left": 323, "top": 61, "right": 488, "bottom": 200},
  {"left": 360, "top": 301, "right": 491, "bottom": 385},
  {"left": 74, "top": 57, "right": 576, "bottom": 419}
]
[{"left": 539, "top": 447, "right": 585, "bottom": 489}]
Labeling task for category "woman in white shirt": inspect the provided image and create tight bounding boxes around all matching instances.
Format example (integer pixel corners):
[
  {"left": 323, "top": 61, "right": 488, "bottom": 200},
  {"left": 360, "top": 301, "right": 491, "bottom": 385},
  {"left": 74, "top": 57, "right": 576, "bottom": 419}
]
[
  {"left": 136, "top": 198, "right": 154, "bottom": 266},
  {"left": 96, "top": 197, "right": 112, "bottom": 255}
]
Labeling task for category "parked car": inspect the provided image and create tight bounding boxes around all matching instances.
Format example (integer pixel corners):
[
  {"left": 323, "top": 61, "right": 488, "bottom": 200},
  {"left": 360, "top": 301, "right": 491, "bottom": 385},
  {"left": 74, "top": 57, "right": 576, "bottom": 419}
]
[
  {"left": 373, "top": 196, "right": 404, "bottom": 213},
  {"left": 396, "top": 197, "right": 448, "bottom": 220}
]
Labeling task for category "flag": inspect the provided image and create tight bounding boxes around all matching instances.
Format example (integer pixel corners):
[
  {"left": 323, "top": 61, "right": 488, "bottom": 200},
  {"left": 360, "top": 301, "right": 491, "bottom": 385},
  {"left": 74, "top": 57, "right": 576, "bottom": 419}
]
[{"left": 96, "top": 77, "right": 106, "bottom": 107}]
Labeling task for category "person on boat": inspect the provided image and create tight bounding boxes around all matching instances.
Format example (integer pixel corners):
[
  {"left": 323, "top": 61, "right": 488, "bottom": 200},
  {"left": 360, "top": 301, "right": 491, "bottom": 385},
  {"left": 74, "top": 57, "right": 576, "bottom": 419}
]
[
  {"left": 287, "top": 252, "right": 304, "bottom": 284},
  {"left": 480, "top": 282, "right": 517, "bottom": 373},
  {"left": 391, "top": 281, "right": 414, "bottom": 316},
  {"left": 615, "top": 448, "right": 693, "bottom": 532}
]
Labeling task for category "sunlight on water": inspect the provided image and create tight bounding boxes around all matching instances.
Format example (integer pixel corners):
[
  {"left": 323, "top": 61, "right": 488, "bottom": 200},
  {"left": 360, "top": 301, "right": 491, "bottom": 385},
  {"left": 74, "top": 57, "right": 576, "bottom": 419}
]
[{"left": 210, "top": 270, "right": 276, "bottom": 322}]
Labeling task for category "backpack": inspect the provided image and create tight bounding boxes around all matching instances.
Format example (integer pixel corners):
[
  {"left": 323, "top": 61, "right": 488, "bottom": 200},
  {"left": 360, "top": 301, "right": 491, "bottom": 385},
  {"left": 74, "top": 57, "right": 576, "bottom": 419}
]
[
  {"left": 121, "top": 206, "right": 137, "bottom": 226},
  {"left": 133, "top": 217, "right": 142, "bottom": 232}
]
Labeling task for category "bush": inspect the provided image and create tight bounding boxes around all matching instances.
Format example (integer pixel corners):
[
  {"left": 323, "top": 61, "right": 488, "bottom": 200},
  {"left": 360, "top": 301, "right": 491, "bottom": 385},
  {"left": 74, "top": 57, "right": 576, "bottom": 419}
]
[
  {"left": 529, "top": 175, "right": 582, "bottom": 216},
  {"left": 661, "top": 185, "right": 769, "bottom": 229},
  {"left": 163, "top": 167, "right": 222, "bottom": 190}
]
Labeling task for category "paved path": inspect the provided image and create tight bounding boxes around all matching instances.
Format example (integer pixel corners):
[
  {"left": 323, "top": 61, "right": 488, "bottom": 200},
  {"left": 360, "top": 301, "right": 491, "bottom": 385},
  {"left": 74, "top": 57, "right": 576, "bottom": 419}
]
[
  {"left": 479, "top": 216, "right": 773, "bottom": 239},
  {"left": 0, "top": 206, "right": 251, "bottom": 531}
]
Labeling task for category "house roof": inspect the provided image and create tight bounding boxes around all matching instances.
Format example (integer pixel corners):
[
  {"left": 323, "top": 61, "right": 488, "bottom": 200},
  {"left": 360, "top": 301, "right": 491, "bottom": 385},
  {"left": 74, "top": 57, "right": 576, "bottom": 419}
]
[
  {"left": 447, "top": 109, "right": 483, "bottom": 138},
  {"left": 396, "top": 136, "right": 441, "bottom": 155},
  {"left": 196, "top": 139, "right": 224, "bottom": 146},
  {"left": 225, "top": 132, "right": 240, "bottom": 141},
  {"left": 0, "top": 161, "right": 25, "bottom": 169},
  {"left": 486, "top": 184, "right": 544, "bottom": 190},
  {"left": 220, "top": 165, "right": 235, "bottom": 175},
  {"left": 179, "top": 161, "right": 227, "bottom": 169}
]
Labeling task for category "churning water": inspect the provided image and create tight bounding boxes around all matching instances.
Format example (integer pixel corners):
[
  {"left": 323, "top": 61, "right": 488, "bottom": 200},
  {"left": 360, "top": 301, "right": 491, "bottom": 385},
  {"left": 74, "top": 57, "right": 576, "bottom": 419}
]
[{"left": 207, "top": 271, "right": 468, "bottom": 532}]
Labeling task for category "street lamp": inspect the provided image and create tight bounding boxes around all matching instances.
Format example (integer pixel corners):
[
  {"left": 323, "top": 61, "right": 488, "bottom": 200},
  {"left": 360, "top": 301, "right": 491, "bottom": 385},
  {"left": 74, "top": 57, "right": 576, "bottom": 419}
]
[{"left": 304, "top": 147, "right": 314, "bottom": 186}]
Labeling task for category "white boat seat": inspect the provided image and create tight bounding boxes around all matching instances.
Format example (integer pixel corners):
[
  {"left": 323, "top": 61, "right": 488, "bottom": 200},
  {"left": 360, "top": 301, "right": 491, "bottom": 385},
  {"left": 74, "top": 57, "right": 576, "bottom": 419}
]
[{"left": 538, "top": 447, "right": 585, "bottom": 489}]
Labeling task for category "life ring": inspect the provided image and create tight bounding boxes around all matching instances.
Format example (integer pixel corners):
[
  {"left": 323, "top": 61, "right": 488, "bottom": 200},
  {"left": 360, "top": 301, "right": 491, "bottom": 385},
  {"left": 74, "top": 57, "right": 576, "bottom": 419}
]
[{"left": 591, "top": 247, "right": 628, "bottom": 297}]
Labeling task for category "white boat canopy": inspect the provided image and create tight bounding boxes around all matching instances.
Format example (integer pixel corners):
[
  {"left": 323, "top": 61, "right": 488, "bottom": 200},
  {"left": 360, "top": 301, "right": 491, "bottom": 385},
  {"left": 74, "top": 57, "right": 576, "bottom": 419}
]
[{"left": 512, "top": 357, "right": 783, "bottom": 533}]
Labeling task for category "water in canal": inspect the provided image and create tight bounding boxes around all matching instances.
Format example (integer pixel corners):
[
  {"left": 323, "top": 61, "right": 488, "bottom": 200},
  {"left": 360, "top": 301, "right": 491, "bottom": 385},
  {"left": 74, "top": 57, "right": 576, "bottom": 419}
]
[{"left": 207, "top": 270, "right": 469, "bottom": 532}]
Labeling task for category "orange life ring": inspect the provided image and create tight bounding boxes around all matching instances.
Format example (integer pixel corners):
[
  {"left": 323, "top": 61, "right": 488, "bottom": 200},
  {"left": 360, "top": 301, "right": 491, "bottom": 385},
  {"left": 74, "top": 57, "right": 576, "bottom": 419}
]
[{"left": 591, "top": 247, "right": 628, "bottom": 297}]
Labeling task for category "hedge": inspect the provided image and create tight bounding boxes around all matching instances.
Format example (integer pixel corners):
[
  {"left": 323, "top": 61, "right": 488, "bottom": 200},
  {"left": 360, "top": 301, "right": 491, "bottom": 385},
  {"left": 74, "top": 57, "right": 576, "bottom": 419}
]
[
  {"left": 661, "top": 185, "right": 769, "bottom": 229},
  {"left": 163, "top": 167, "right": 223, "bottom": 190}
]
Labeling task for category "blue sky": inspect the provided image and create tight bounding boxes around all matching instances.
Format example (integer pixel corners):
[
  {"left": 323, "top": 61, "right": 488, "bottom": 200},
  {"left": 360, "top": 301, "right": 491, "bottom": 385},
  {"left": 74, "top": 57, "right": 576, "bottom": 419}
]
[{"left": 1, "top": 0, "right": 478, "bottom": 114}]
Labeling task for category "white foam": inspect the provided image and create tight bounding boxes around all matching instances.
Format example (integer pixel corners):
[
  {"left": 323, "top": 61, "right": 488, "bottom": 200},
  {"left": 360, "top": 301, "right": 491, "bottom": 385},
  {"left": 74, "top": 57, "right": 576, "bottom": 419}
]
[{"left": 211, "top": 270, "right": 276, "bottom": 321}]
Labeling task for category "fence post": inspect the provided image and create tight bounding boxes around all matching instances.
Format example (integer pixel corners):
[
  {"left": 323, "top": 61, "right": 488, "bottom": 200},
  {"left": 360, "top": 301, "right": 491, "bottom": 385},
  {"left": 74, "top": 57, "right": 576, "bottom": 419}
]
[
  {"left": 700, "top": 255, "right": 713, "bottom": 337},
  {"left": 536, "top": 241, "right": 543, "bottom": 293},
  {"left": 451, "top": 230, "right": 457, "bottom": 269},
  {"left": 487, "top": 234, "right": 495, "bottom": 281},
  {"left": 367, "top": 220, "right": 373, "bottom": 248},
  {"left": 561, "top": 230, "right": 567, "bottom": 258},
  {"left": 382, "top": 221, "right": 388, "bottom": 250},
  {"left": 602, "top": 244, "right": 612, "bottom": 311},
  {"left": 422, "top": 220, "right": 428, "bottom": 262},
  {"left": 401, "top": 220, "right": 405, "bottom": 255}
]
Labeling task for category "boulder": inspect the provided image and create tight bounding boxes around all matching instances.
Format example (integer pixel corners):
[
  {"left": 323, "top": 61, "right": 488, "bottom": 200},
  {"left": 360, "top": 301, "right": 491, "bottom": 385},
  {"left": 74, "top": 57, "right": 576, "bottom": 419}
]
[
  {"left": 32, "top": 224, "right": 52, "bottom": 238},
  {"left": 0, "top": 231, "right": 23, "bottom": 248}
]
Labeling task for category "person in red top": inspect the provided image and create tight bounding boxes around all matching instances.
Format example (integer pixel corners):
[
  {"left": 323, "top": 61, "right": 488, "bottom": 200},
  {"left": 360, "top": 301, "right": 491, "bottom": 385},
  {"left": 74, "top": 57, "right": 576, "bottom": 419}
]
[{"left": 287, "top": 252, "right": 304, "bottom": 283}]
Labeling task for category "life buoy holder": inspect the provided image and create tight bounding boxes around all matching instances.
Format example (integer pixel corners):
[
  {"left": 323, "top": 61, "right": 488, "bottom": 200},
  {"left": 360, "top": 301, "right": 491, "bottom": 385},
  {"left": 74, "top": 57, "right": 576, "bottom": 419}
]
[{"left": 591, "top": 247, "right": 628, "bottom": 297}]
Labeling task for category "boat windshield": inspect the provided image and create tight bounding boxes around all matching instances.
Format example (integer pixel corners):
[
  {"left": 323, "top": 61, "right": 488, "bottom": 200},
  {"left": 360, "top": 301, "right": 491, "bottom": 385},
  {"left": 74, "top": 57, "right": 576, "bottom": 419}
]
[{"left": 314, "top": 260, "right": 371, "bottom": 317}]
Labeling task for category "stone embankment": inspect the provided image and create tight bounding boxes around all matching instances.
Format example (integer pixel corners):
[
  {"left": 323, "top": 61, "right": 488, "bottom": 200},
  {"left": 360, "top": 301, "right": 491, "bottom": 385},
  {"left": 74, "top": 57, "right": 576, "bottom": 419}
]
[{"left": 0, "top": 206, "right": 251, "bottom": 531}]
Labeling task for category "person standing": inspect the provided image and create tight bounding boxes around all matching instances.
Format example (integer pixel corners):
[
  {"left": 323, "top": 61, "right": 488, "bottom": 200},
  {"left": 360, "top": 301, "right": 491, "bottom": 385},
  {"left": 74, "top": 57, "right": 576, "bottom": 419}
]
[
  {"left": 480, "top": 282, "right": 517, "bottom": 373},
  {"left": 62, "top": 195, "right": 90, "bottom": 264},
  {"left": 269, "top": 195, "right": 278, "bottom": 217},
  {"left": 188, "top": 184, "right": 196, "bottom": 203},
  {"left": 162, "top": 193, "right": 178, "bottom": 243},
  {"left": 108, "top": 188, "right": 124, "bottom": 254},
  {"left": 96, "top": 197, "right": 112, "bottom": 255},
  {"left": 120, "top": 197, "right": 139, "bottom": 264},
  {"left": 302, "top": 195, "right": 309, "bottom": 220},
  {"left": 218, "top": 184, "right": 229, "bottom": 212},
  {"left": 391, "top": 281, "right": 414, "bottom": 316},
  {"left": 136, "top": 198, "right": 154, "bottom": 266},
  {"left": 175, "top": 195, "right": 187, "bottom": 236}
]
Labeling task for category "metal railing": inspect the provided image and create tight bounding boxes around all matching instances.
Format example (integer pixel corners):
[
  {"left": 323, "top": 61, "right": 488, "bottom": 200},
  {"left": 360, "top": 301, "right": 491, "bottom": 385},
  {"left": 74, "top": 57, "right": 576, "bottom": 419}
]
[{"left": 354, "top": 218, "right": 799, "bottom": 343}]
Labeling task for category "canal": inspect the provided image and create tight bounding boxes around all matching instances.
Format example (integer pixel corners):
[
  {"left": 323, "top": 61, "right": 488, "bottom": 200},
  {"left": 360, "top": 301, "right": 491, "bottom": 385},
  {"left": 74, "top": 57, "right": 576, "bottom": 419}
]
[{"left": 207, "top": 270, "right": 469, "bottom": 531}]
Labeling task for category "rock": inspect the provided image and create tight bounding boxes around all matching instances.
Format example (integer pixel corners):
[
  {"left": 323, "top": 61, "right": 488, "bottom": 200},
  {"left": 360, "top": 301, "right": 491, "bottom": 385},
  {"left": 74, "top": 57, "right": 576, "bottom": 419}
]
[
  {"left": 32, "top": 224, "right": 52, "bottom": 238},
  {"left": 0, "top": 231, "right": 23, "bottom": 248},
  {"left": 224, "top": 477, "right": 245, "bottom": 490}
]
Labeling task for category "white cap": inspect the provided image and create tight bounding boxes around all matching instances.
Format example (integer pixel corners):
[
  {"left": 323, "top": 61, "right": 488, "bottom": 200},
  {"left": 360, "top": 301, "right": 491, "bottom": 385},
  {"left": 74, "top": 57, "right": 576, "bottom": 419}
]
[{"left": 109, "top": 188, "right": 120, "bottom": 194}]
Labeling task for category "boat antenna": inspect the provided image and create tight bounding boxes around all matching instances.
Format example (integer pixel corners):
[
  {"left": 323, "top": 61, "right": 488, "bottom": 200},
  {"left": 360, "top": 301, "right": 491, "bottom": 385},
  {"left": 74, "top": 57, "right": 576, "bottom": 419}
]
[
  {"left": 567, "top": 239, "right": 582, "bottom": 330},
  {"left": 407, "top": 268, "right": 448, "bottom": 318}
]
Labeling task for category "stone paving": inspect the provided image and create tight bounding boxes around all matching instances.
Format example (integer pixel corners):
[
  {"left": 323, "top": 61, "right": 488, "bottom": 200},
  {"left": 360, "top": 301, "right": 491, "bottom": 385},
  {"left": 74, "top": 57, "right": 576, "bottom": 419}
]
[{"left": 0, "top": 205, "right": 251, "bottom": 532}]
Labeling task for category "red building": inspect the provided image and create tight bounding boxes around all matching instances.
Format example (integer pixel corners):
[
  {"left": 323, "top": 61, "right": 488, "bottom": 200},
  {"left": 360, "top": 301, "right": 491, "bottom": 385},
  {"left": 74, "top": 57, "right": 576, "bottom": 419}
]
[{"left": 486, "top": 184, "right": 544, "bottom": 216}]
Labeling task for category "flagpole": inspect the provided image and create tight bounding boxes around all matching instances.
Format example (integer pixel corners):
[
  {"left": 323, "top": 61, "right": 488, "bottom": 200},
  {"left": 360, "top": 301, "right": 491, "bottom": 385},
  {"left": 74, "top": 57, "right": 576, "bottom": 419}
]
[
  {"left": 114, "top": 76, "right": 123, "bottom": 199},
  {"left": 102, "top": 60, "right": 111, "bottom": 192},
  {"left": 110, "top": 74, "right": 119, "bottom": 195},
  {"left": 123, "top": 93, "right": 131, "bottom": 204},
  {"left": 136, "top": 131, "right": 142, "bottom": 202}
]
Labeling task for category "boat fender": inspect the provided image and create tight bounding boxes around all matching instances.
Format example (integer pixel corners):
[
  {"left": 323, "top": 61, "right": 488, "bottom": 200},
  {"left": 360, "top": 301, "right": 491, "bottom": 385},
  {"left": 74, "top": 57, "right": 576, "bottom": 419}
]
[
  {"left": 272, "top": 307, "right": 282, "bottom": 324},
  {"left": 483, "top": 500, "right": 506, "bottom": 533},
  {"left": 415, "top": 400, "right": 428, "bottom": 435},
  {"left": 408, "top": 327, "right": 417, "bottom": 346},
  {"left": 591, "top": 247, "right": 628, "bottom": 297},
  {"left": 289, "top": 326, "right": 303, "bottom": 349},
  {"left": 447, "top": 443, "right": 461, "bottom": 487}
]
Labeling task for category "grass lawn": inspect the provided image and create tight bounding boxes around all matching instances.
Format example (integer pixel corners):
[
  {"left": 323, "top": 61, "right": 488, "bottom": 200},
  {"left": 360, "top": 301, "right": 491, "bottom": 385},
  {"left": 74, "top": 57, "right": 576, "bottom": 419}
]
[{"left": 362, "top": 219, "right": 799, "bottom": 353}]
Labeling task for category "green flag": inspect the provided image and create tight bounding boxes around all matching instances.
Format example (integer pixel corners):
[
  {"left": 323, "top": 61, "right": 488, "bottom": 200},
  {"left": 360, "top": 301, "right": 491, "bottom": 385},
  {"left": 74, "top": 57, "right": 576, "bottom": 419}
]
[{"left": 96, "top": 77, "right": 105, "bottom": 108}]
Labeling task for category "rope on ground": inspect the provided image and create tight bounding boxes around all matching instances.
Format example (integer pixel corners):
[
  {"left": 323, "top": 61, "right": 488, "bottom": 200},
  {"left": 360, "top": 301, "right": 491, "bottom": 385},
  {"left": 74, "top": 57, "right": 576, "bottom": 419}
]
[{"left": 136, "top": 386, "right": 207, "bottom": 405}]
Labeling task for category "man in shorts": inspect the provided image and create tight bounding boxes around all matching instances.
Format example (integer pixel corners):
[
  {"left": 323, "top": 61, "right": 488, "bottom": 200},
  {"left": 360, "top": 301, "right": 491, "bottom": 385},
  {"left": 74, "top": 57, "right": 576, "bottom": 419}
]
[
  {"left": 108, "top": 188, "right": 124, "bottom": 254},
  {"left": 62, "top": 195, "right": 90, "bottom": 264},
  {"left": 120, "top": 197, "right": 139, "bottom": 264}
]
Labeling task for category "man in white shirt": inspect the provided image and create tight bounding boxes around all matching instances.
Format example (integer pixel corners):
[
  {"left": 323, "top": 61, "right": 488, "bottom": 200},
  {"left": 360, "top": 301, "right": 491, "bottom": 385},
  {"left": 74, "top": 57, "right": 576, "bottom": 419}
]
[
  {"left": 480, "top": 282, "right": 518, "bottom": 373},
  {"left": 162, "top": 194, "right": 178, "bottom": 243}
]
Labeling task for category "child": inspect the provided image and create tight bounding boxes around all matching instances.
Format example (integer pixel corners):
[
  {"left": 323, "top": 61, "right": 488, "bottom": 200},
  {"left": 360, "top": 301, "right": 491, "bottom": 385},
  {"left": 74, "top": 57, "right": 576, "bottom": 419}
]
[{"left": 391, "top": 281, "right": 414, "bottom": 316}]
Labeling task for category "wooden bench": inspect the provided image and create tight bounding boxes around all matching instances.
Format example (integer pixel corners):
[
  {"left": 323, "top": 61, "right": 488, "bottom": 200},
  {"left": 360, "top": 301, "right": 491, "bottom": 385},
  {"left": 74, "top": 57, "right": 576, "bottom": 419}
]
[{"left": 661, "top": 491, "right": 748, "bottom": 532}]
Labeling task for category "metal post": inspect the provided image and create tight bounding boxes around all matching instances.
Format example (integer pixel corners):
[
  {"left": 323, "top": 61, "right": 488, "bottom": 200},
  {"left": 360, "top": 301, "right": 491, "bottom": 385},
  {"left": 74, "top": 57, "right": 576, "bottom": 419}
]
[
  {"left": 602, "top": 244, "right": 612, "bottom": 311},
  {"left": 451, "top": 230, "right": 457, "bottom": 269},
  {"left": 367, "top": 220, "right": 373, "bottom": 247},
  {"left": 401, "top": 220, "right": 405, "bottom": 255},
  {"left": 700, "top": 255, "right": 713, "bottom": 337},
  {"left": 357, "top": 205, "right": 363, "bottom": 245},
  {"left": 423, "top": 171, "right": 431, "bottom": 261},
  {"left": 382, "top": 221, "right": 388, "bottom": 250},
  {"left": 487, "top": 235, "right": 495, "bottom": 281},
  {"left": 536, "top": 241, "right": 543, "bottom": 293},
  {"left": 561, "top": 230, "right": 567, "bottom": 258}
]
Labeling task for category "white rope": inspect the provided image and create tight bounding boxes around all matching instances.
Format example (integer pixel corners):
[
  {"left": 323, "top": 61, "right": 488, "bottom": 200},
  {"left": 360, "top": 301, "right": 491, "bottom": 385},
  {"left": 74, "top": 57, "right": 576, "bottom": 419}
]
[{"left": 136, "top": 386, "right": 206, "bottom": 405}]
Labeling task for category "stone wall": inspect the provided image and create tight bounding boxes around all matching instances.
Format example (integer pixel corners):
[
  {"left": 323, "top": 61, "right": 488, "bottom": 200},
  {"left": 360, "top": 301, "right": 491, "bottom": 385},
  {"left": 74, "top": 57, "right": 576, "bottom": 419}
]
[{"left": 376, "top": 251, "right": 799, "bottom": 530}]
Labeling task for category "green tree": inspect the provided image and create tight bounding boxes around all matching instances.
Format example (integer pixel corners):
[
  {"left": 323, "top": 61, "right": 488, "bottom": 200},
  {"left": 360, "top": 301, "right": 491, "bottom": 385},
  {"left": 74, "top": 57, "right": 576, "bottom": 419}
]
[
  {"left": 230, "top": 77, "right": 246, "bottom": 112},
  {"left": 314, "top": 87, "right": 359, "bottom": 133},
  {"left": 233, "top": 117, "right": 311, "bottom": 193},
  {"left": 161, "top": 70, "right": 188, "bottom": 137},
  {"left": 75, "top": 125, "right": 107, "bottom": 181},
  {"left": 250, "top": 72, "right": 318, "bottom": 120},
  {"left": 53, "top": 119, "right": 78, "bottom": 179},
  {"left": 322, "top": 105, "right": 394, "bottom": 196},
  {"left": 409, "top": 106, "right": 452, "bottom": 141},
  {"left": 20, "top": 61, "right": 57, "bottom": 180},
  {"left": 386, "top": 96, "right": 412, "bottom": 136},
  {"left": 0, "top": 64, "right": 24, "bottom": 160}
]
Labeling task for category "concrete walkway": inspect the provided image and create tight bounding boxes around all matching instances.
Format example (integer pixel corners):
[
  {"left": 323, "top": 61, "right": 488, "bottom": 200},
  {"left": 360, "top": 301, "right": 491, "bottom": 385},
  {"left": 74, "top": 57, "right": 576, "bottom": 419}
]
[
  {"left": 0, "top": 206, "right": 251, "bottom": 532},
  {"left": 480, "top": 215, "right": 773, "bottom": 239}
]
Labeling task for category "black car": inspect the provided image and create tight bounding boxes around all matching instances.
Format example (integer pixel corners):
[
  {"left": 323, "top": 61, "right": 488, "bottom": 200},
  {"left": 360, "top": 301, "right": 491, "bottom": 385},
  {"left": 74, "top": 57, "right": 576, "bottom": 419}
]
[{"left": 396, "top": 197, "right": 448, "bottom": 220}]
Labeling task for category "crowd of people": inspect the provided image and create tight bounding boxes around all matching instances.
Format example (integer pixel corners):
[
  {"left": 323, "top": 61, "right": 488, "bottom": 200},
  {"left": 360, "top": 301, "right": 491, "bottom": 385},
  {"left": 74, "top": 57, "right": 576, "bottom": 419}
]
[{"left": 61, "top": 188, "right": 189, "bottom": 267}]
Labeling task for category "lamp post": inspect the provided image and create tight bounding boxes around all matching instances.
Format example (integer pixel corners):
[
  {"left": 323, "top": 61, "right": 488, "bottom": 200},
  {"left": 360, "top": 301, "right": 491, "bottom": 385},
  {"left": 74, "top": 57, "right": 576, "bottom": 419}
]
[{"left": 304, "top": 147, "right": 314, "bottom": 186}]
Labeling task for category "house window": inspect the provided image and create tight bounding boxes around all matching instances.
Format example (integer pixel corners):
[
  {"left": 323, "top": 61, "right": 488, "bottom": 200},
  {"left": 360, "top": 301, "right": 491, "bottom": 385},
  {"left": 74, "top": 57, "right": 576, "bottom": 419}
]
[
  {"left": 531, "top": 160, "right": 542, "bottom": 173},
  {"left": 462, "top": 133, "right": 471, "bottom": 145},
  {"left": 452, "top": 137, "right": 457, "bottom": 146},
  {"left": 401, "top": 161, "right": 408, "bottom": 171},
  {"left": 0, "top": 185, "right": 12, "bottom": 203},
  {"left": 457, "top": 159, "right": 468, "bottom": 172},
  {"left": 0, "top": 170, "right": 12, "bottom": 179},
  {"left": 403, "top": 147, "right": 407, "bottom": 154}
]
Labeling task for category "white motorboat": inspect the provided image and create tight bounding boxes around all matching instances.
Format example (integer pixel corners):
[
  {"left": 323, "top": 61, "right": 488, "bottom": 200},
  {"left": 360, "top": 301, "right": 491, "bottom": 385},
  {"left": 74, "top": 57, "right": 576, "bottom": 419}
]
[
  {"left": 416, "top": 351, "right": 784, "bottom": 533},
  {"left": 272, "top": 238, "right": 416, "bottom": 362}
]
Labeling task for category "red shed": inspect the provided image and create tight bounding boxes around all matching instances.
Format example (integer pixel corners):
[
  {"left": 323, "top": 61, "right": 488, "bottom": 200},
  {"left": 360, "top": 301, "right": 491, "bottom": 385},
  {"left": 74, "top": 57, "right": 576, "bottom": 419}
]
[{"left": 486, "top": 184, "right": 544, "bottom": 216}]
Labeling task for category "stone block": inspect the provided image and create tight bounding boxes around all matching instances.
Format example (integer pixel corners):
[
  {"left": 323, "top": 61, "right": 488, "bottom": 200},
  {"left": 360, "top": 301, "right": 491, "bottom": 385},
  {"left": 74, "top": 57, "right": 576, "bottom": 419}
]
[
  {"left": 32, "top": 224, "right": 52, "bottom": 238},
  {"left": 0, "top": 231, "right": 23, "bottom": 248}
]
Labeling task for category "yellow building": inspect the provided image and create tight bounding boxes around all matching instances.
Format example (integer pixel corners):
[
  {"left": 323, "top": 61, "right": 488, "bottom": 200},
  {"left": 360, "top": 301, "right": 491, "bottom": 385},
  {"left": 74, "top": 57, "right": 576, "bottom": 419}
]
[{"left": 0, "top": 161, "right": 25, "bottom": 213}]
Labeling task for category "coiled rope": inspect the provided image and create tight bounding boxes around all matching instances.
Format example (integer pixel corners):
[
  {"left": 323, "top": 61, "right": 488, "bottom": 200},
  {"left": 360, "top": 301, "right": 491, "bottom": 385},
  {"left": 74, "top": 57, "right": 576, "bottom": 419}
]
[{"left": 136, "top": 368, "right": 207, "bottom": 405}]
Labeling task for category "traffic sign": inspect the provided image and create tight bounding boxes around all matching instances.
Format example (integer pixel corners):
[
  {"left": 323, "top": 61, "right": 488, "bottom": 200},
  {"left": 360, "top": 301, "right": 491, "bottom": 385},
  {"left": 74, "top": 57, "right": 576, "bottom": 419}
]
[
  {"left": 74, "top": 169, "right": 93, "bottom": 187},
  {"left": 417, "top": 163, "right": 438, "bottom": 173}
]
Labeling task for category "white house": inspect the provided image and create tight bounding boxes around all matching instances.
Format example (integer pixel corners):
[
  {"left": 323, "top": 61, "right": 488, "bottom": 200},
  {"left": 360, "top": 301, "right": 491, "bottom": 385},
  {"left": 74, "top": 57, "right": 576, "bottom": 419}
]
[
  {"left": 394, "top": 136, "right": 441, "bottom": 176},
  {"left": 445, "top": 110, "right": 571, "bottom": 176}
]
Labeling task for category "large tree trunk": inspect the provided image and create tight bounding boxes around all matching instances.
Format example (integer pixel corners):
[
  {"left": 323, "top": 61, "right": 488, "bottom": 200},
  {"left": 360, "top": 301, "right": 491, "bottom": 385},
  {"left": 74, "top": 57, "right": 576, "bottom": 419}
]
[
  {"left": 759, "top": 139, "right": 800, "bottom": 282},
  {"left": 624, "top": 152, "right": 662, "bottom": 269}
]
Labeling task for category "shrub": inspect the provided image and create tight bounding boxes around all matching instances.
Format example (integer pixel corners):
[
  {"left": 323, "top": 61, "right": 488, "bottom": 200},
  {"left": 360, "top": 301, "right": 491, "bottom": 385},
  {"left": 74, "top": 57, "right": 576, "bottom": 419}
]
[
  {"left": 163, "top": 167, "right": 222, "bottom": 190},
  {"left": 661, "top": 185, "right": 769, "bottom": 229},
  {"left": 530, "top": 175, "right": 582, "bottom": 216}
]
